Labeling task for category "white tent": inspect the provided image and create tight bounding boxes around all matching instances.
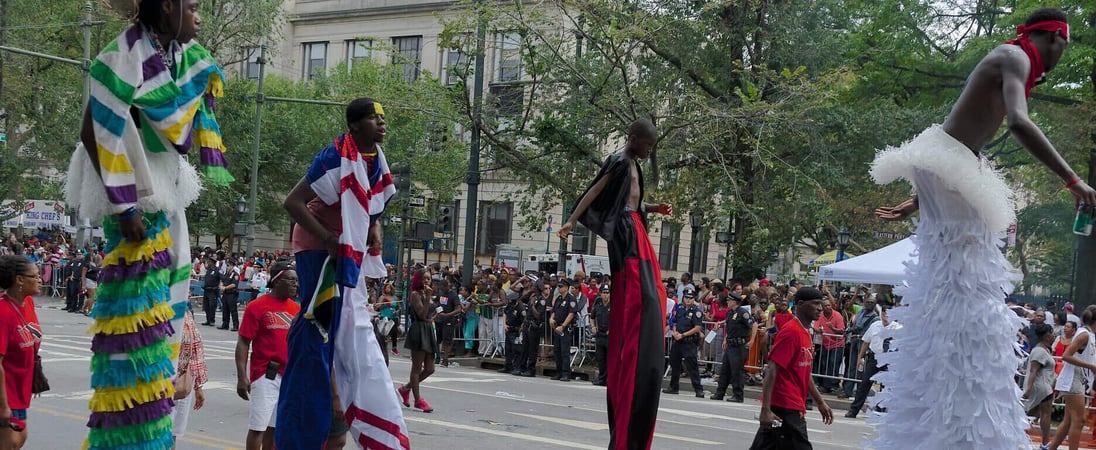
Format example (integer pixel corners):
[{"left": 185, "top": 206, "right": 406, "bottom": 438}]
[{"left": 817, "top": 238, "right": 916, "bottom": 285}]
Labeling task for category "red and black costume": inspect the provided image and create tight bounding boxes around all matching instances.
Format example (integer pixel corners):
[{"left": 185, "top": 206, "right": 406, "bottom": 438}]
[{"left": 577, "top": 152, "right": 667, "bottom": 450}]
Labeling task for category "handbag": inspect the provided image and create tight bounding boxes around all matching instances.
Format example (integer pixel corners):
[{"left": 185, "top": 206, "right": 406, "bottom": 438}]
[
  {"left": 173, "top": 368, "right": 193, "bottom": 400},
  {"left": 32, "top": 354, "right": 49, "bottom": 395}
]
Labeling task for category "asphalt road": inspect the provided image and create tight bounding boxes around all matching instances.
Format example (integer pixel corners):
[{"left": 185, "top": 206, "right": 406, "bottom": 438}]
[{"left": 29, "top": 295, "right": 876, "bottom": 449}]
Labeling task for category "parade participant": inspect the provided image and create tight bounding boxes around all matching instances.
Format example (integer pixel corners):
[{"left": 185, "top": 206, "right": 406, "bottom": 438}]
[
  {"left": 172, "top": 309, "right": 207, "bottom": 449},
  {"left": 871, "top": 8, "right": 1094, "bottom": 448},
  {"left": 520, "top": 284, "right": 549, "bottom": 377},
  {"left": 662, "top": 287, "right": 704, "bottom": 398},
  {"left": 0, "top": 256, "right": 42, "bottom": 449},
  {"left": 499, "top": 281, "right": 527, "bottom": 374},
  {"left": 558, "top": 119, "right": 672, "bottom": 449},
  {"left": 711, "top": 291, "right": 756, "bottom": 402},
  {"left": 72, "top": 0, "right": 233, "bottom": 447},
  {"left": 752, "top": 288, "right": 834, "bottom": 449},
  {"left": 399, "top": 270, "right": 437, "bottom": 412},
  {"left": 278, "top": 97, "right": 406, "bottom": 449},
  {"left": 549, "top": 279, "right": 577, "bottom": 381},
  {"left": 235, "top": 262, "right": 299, "bottom": 450},
  {"left": 80, "top": 253, "right": 102, "bottom": 316},
  {"left": 591, "top": 285, "right": 611, "bottom": 386}
]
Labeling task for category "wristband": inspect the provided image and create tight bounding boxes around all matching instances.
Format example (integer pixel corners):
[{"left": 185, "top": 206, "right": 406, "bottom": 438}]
[
  {"left": 1066, "top": 176, "right": 1082, "bottom": 189},
  {"left": 117, "top": 207, "right": 138, "bottom": 219}
]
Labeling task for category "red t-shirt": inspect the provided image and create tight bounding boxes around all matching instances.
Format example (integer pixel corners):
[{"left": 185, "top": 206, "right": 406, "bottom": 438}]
[
  {"left": 766, "top": 316, "right": 813, "bottom": 412},
  {"left": 239, "top": 294, "right": 300, "bottom": 382},
  {"left": 0, "top": 296, "right": 38, "bottom": 410}
]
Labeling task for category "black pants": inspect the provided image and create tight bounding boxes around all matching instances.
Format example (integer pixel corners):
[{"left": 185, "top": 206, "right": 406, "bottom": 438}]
[
  {"left": 202, "top": 289, "right": 219, "bottom": 324},
  {"left": 220, "top": 292, "right": 239, "bottom": 329},
  {"left": 842, "top": 339, "right": 860, "bottom": 397},
  {"left": 848, "top": 352, "right": 886, "bottom": 416},
  {"left": 749, "top": 405, "right": 812, "bottom": 450},
  {"left": 521, "top": 326, "right": 542, "bottom": 373},
  {"left": 553, "top": 328, "right": 571, "bottom": 378},
  {"left": 716, "top": 344, "right": 748, "bottom": 398},
  {"left": 668, "top": 339, "right": 702, "bottom": 392},
  {"left": 504, "top": 330, "right": 523, "bottom": 371},
  {"left": 66, "top": 280, "right": 83, "bottom": 311},
  {"left": 595, "top": 334, "right": 609, "bottom": 384}
]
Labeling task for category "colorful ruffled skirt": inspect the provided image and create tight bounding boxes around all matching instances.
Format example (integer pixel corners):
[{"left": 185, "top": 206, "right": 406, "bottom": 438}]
[{"left": 85, "top": 210, "right": 191, "bottom": 450}]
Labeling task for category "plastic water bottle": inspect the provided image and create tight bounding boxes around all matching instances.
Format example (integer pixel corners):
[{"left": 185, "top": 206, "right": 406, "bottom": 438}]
[{"left": 1074, "top": 204, "right": 1093, "bottom": 236}]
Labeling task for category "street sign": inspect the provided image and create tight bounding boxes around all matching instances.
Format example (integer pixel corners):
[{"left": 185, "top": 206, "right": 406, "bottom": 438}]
[
  {"left": 409, "top": 195, "right": 426, "bottom": 208},
  {"left": 873, "top": 231, "right": 903, "bottom": 240},
  {"left": 0, "top": 133, "right": 6, "bottom": 143}
]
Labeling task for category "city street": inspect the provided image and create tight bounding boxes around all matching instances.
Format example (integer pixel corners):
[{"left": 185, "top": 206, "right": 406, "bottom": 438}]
[{"left": 30, "top": 295, "right": 874, "bottom": 449}]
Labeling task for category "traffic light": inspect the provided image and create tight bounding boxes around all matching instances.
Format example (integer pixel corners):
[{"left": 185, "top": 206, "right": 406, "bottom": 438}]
[{"left": 438, "top": 203, "right": 456, "bottom": 233}]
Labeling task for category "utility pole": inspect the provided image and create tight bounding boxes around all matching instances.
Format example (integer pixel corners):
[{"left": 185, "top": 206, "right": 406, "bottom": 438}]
[
  {"left": 246, "top": 43, "right": 266, "bottom": 257},
  {"left": 460, "top": 0, "right": 486, "bottom": 288}
]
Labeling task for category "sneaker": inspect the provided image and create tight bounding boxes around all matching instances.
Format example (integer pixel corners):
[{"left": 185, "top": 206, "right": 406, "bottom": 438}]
[
  {"left": 837, "top": 393, "right": 849, "bottom": 399},
  {"left": 710, "top": 394, "right": 725, "bottom": 401},
  {"left": 414, "top": 398, "right": 434, "bottom": 413},
  {"left": 728, "top": 396, "right": 744, "bottom": 403},
  {"left": 397, "top": 385, "right": 411, "bottom": 407},
  {"left": 392, "top": 348, "right": 400, "bottom": 356},
  {"left": 844, "top": 411, "right": 858, "bottom": 418}
]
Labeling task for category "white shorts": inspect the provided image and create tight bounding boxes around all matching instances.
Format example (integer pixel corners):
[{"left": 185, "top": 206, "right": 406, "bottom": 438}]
[
  {"left": 248, "top": 375, "right": 281, "bottom": 431},
  {"left": 85, "top": 279, "right": 98, "bottom": 290},
  {"left": 172, "top": 389, "right": 194, "bottom": 437}
]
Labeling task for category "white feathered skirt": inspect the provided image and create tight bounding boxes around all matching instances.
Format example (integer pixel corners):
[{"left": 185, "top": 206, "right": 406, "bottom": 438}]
[{"left": 867, "top": 126, "right": 1028, "bottom": 449}]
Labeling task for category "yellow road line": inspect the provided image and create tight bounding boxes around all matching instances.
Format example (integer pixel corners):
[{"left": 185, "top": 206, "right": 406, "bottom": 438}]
[{"left": 34, "top": 406, "right": 242, "bottom": 449}]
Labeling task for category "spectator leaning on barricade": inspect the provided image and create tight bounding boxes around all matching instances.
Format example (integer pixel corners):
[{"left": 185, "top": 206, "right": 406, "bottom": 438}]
[
  {"left": 841, "top": 292, "right": 878, "bottom": 399},
  {"left": 812, "top": 291, "right": 845, "bottom": 395}
]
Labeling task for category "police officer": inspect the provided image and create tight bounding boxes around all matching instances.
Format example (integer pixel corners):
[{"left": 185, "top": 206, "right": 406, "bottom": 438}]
[
  {"left": 201, "top": 256, "right": 221, "bottom": 326},
  {"left": 218, "top": 259, "right": 241, "bottom": 331},
  {"left": 711, "top": 291, "right": 756, "bottom": 402},
  {"left": 550, "top": 279, "right": 577, "bottom": 381},
  {"left": 500, "top": 281, "right": 528, "bottom": 374},
  {"left": 590, "top": 284, "right": 611, "bottom": 386},
  {"left": 520, "top": 282, "right": 549, "bottom": 377},
  {"left": 663, "top": 287, "right": 705, "bottom": 397}
]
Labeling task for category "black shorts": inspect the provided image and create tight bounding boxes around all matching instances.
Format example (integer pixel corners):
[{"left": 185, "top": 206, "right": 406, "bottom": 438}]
[{"left": 749, "top": 406, "right": 812, "bottom": 450}]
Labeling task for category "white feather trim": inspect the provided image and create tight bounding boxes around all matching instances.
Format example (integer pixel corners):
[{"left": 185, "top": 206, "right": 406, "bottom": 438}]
[
  {"left": 870, "top": 125, "right": 1015, "bottom": 232},
  {"left": 64, "top": 143, "right": 204, "bottom": 221}
]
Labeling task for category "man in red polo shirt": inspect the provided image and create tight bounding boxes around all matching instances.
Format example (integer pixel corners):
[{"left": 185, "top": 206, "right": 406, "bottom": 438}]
[{"left": 751, "top": 287, "right": 833, "bottom": 449}]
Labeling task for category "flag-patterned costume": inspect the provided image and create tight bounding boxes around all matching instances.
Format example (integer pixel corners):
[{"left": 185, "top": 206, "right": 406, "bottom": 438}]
[
  {"left": 64, "top": 24, "right": 232, "bottom": 450},
  {"left": 276, "top": 131, "right": 408, "bottom": 449}
]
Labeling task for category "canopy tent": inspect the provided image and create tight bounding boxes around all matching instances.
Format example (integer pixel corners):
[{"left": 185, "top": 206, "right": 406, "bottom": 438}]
[
  {"left": 807, "top": 249, "right": 856, "bottom": 269},
  {"left": 817, "top": 237, "right": 916, "bottom": 285}
]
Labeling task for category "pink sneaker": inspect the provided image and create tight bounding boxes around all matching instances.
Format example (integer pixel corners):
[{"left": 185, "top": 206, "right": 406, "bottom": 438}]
[
  {"left": 392, "top": 348, "right": 400, "bottom": 356},
  {"left": 398, "top": 385, "right": 411, "bottom": 407},
  {"left": 414, "top": 398, "right": 433, "bottom": 413}
]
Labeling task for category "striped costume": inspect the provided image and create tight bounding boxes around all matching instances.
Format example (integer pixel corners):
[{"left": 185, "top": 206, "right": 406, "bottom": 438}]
[{"left": 65, "top": 25, "right": 232, "bottom": 450}]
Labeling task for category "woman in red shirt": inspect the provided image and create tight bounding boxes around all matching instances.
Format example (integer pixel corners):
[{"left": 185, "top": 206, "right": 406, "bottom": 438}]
[{"left": 0, "top": 255, "right": 42, "bottom": 448}]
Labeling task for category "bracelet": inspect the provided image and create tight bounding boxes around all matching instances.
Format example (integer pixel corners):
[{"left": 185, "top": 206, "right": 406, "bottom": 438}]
[
  {"left": 117, "top": 207, "right": 138, "bottom": 219},
  {"left": 1066, "top": 176, "right": 1082, "bottom": 189}
]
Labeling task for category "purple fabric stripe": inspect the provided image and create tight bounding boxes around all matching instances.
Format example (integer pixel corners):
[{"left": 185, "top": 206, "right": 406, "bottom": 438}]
[
  {"left": 142, "top": 55, "right": 164, "bottom": 83},
  {"left": 178, "top": 131, "right": 194, "bottom": 154},
  {"left": 200, "top": 147, "right": 229, "bottom": 168},
  {"left": 205, "top": 93, "right": 216, "bottom": 111},
  {"left": 124, "top": 26, "right": 143, "bottom": 48},
  {"left": 91, "top": 321, "right": 175, "bottom": 354},
  {"left": 99, "top": 250, "right": 173, "bottom": 283},
  {"left": 87, "top": 397, "right": 175, "bottom": 430},
  {"left": 105, "top": 185, "right": 138, "bottom": 205}
]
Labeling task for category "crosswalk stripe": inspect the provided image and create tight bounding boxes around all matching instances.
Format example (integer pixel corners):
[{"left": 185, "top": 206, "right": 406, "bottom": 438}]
[{"left": 404, "top": 416, "right": 603, "bottom": 450}]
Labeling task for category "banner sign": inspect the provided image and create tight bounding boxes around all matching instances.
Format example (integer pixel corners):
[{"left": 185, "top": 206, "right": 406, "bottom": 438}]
[{"left": 2, "top": 200, "right": 67, "bottom": 230}]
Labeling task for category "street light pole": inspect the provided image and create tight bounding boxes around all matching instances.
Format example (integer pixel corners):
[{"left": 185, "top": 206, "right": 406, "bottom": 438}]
[
  {"left": 245, "top": 43, "right": 266, "bottom": 258},
  {"left": 460, "top": 0, "right": 486, "bottom": 288},
  {"left": 837, "top": 227, "right": 850, "bottom": 264}
]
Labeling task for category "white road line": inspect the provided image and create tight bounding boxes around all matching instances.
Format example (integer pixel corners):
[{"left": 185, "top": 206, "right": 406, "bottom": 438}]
[
  {"left": 509, "top": 412, "right": 721, "bottom": 445},
  {"left": 403, "top": 416, "right": 603, "bottom": 450}
]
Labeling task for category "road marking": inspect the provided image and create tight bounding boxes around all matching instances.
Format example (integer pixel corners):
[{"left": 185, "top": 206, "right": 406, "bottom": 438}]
[
  {"left": 34, "top": 406, "right": 241, "bottom": 449},
  {"left": 421, "top": 377, "right": 508, "bottom": 383},
  {"left": 659, "top": 407, "right": 831, "bottom": 435},
  {"left": 509, "top": 412, "right": 720, "bottom": 445},
  {"left": 403, "top": 416, "right": 603, "bottom": 450}
]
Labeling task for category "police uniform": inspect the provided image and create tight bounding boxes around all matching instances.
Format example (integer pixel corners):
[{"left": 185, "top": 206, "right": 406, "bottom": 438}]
[
  {"left": 520, "top": 292, "right": 547, "bottom": 376},
  {"left": 664, "top": 288, "right": 704, "bottom": 396},
  {"left": 550, "top": 286, "right": 577, "bottom": 381},
  {"left": 200, "top": 261, "right": 221, "bottom": 325},
  {"left": 590, "top": 289, "right": 611, "bottom": 386},
  {"left": 500, "top": 295, "right": 527, "bottom": 374},
  {"left": 713, "top": 304, "right": 754, "bottom": 401}
]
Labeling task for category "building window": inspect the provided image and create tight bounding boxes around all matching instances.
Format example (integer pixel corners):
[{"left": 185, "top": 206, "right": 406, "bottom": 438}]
[
  {"left": 243, "top": 47, "right": 261, "bottom": 80},
  {"left": 346, "top": 39, "right": 373, "bottom": 73},
  {"left": 476, "top": 201, "right": 512, "bottom": 254},
  {"left": 495, "top": 32, "right": 523, "bottom": 82},
  {"left": 689, "top": 229, "right": 709, "bottom": 274},
  {"left": 490, "top": 84, "right": 523, "bottom": 117},
  {"left": 303, "top": 42, "right": 328, "bottom": 80},
  {"left": 659, "top": 223, "right": 680, "bottom": 272},
  {"left": 391, "top": 36, "right": 422, "bottom": 82},
  {"left": 571, "top": 222, "right": 594, "bottom": 255},
  {"left": 445, "top": 48, "right": 471, "bottom": 86}
]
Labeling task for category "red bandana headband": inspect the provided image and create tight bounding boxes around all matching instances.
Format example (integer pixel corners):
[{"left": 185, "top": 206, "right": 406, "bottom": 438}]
[{"left": 1007, "top": 20, "right": 1069, "bottom": 98}]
